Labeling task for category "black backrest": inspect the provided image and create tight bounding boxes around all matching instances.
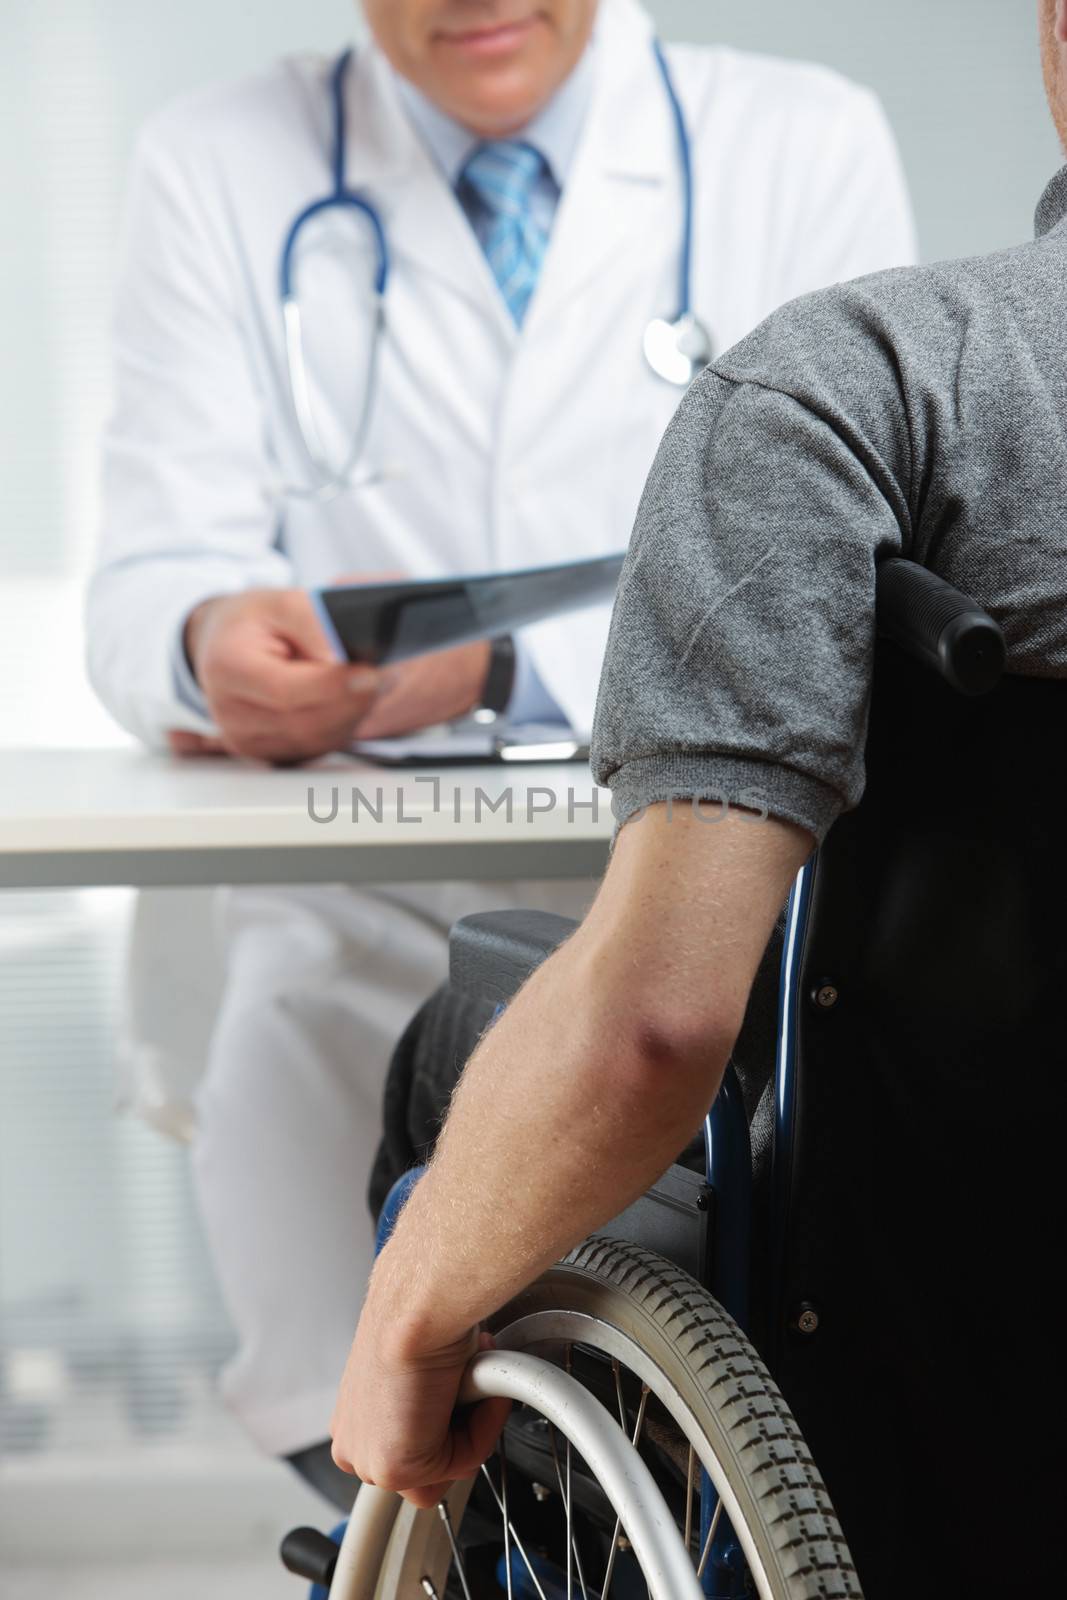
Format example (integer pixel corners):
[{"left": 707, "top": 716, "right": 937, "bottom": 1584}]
[{"left": 776, "top": 644, "right": 1067, "bottom": 1596}]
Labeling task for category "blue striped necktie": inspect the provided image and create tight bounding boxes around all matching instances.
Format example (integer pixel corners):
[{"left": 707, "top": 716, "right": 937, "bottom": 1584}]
[{"left": 460, "top": 141, "right": 548, "bottom": 328}]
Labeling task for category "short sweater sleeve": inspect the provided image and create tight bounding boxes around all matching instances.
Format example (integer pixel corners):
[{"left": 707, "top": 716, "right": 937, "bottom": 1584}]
[{"left": 591, "top": 281, "right": 919, "bottom": 841}]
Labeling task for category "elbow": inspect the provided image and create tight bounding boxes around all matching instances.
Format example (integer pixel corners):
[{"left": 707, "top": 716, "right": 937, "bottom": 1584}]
[
  {"left": 587, "top": 1006, "right": 740, "bottom": 1160},
  {"left": 613, "top": 1001, "right": 743, "bottom": 1123},
  {"left": 84, "top": 627, "right": 136, "bottom": 743},
  {"left": 566, "top": 939, "right": 745, "bottom": 1113},
  {"left": 85, "top": 631, "right": 165, "bottom": 750},
  {"left": 550, "top": 932, "right": 748, "bottom": 1134},
  {"left": 631, "top": 1008, "right": 739, "bottom": 1080}
]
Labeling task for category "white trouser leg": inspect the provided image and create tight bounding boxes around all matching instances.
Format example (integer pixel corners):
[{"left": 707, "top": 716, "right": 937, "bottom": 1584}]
[{"left": 190, "top": 877, "right": 594, "bottom": 1457}]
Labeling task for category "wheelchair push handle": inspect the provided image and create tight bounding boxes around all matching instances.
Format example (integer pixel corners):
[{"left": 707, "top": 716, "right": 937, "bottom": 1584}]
[{"left": 876, "top": 557, "right": 1006, "bottom": 695}]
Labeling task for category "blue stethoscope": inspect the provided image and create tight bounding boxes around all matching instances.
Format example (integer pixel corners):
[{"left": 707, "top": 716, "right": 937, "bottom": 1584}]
[{"left": 280, "top": 41, "right": 711, "bottom": 499}]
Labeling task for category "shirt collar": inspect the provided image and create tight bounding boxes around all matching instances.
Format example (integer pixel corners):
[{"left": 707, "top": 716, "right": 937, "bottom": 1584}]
[
  {"left": 395, "top": 36, "right": 597, "bottom": 191},
  {"left": 1035, "top": 165, "right": 1067, "bottom": 237}
]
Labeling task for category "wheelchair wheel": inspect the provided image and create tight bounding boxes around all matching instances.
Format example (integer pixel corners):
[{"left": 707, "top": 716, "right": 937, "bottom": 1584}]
[{"left": 339, "top": 1237, "right": 861, "bottom": 1599}]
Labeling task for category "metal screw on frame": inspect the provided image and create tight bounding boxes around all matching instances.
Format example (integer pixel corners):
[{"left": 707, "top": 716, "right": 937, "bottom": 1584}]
[
  {"left": 792, "top": 1302, "right": 820, "bottom": 1336},
  {"left": 812, "top": 983, "right": 839, "bottom": 1010}
]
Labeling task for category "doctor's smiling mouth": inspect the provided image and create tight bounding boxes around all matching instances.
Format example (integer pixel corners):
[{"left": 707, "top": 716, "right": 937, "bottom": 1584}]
[
  {"left": 364, "top": 1, "right": 598, "bottom": 134},
  {"left": 440, "top": 13, "right": 543, "bottom": 57}
]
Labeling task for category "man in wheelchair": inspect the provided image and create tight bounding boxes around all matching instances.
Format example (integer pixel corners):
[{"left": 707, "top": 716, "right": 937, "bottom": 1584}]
[{"left": 320, "top": 5, "right": 1067, "bottom": 1594}]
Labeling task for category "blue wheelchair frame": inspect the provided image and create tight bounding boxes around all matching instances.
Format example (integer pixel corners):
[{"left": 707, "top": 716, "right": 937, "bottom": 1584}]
[{"left": 374, "top": 859, "right": 815, "bottom": 1599}]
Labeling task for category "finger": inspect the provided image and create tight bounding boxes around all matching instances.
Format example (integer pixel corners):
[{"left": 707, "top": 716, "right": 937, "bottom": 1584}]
[
  {"left": 166, "top": 730, "right": 229, "bottom": 757},
  {"left": 220, "top": 652, "right": 374, "bottom": 712},
  {"left": 279, "top": 692, "right": 384, "bottom": 756},
  {"left": 400, "top": 1481, "right": 454, "bottom": 1510},
  {"left": 245, "top": 661, "right": 382, "bottom": 715},
  {"left": 205, "top": 587, "right": 376, "bottom": 709},
  {"left": 352, "top": 673, "right": 430, "bottom": 740},
  {"left": 445, "top": 1396, "right": 512, "bottom": 1481},
  {"left": 223, "top": 698, "right": 386, "bottom": 764},
  {"left": 211, "top": 672, "right": 383, "bottom": 751},
  {"left": 214, "top": 673, "right": 378, "bottom": 727},
  {"left": 272, "top": 592, "right": 393, "bottom": 685},
  {"left": 270, "top": 589, "right": 348, "bottom": 664},
  {"left": 329, "top": 569, "right": 407, "bottom": 587},
  {"left": 347, "top": 668, "right": 389, "bottom": 715}
]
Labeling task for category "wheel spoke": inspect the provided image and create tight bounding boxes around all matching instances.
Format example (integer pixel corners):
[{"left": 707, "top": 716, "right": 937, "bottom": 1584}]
[
  {"left": 565, "top": 1346, "right": 575, "bottom": 1600},
  {"left": 631, "top": 1386, "right": 649, "bottom": 1451},
  {"left": 611, "top": 1358, "right": 626, "bottom": 1430},
  {"left": 601, "top": 1526, "right": 622, "bottom": 1599},
  {"left": 600, "top": 1383, "right": 650, "bottom": 1597},
  {"left": 500, "top": 1434, "right": 514, "bottom": 1600},
  {"left": 683, "top": 1443, "right": 696, "bottom": 1556},
  {"left": 436, "top": 1501, "right": 474, "bottom": 1600},
  {"left": 495, "top": 1361, "right": 708, "bottom": 1600},
  {"left": 479, "top": 1463, "right": 551, "bottom": 1600},
  {"left": 566, "top": 1435, "right": 574, "bottom": 1599},
  {"left": 695, "top": 1496, "right": 724, "bottom": 1582},
  {"left": 548, "top": 1425, "right": 589, "bottom": 1600}
]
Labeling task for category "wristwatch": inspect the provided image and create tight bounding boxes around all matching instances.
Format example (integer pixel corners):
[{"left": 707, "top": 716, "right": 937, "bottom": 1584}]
[{"left": 476, "top": 634, "right": 516, "bottom": 720}]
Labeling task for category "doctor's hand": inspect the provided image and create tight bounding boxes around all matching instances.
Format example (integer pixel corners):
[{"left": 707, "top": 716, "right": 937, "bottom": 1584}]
[
  {"left": 353, "top": 642, "right": 491, "bottom": 740},
  {"left": 327, "top": 568, "right": 493, "bottom": 739},
  {"left": 180, "top": 588, "right": 385, "bottom": 764}
]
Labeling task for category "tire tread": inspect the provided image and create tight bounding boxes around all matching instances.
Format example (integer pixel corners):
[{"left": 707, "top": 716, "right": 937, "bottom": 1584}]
[{"left": 557, "top": 1235, "right": 863, "bottom": 1600}]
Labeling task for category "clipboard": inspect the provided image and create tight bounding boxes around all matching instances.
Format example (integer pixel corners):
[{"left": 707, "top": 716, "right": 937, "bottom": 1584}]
[{"left": 352, "top": 723, "right": 591, "bottom": 767}]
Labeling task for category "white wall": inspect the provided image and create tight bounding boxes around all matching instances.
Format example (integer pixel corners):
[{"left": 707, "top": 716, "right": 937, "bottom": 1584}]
[{"left": 660, "top": 0, "right": 1061, "bottom": 263}]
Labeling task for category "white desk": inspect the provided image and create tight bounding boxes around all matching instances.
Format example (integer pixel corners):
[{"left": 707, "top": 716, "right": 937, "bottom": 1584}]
[{"left": 0, "top": 748, "right": 613, "bottom": 890}]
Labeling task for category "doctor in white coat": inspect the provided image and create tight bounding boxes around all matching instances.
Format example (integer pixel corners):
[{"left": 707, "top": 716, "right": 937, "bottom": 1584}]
[{"left": 89, "top": 0, "right": 915, "bottom": 1494}]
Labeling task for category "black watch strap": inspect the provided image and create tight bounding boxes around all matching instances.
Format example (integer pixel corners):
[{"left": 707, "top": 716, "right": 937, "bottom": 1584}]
[{"left": 480, "top": 634, "right": 517, "bottom": 716}]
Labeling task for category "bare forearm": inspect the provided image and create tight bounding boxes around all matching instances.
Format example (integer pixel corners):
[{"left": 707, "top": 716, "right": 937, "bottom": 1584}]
[
  {"left": 333, "top": 807, "right": 813, "bottom": 1497},
  {"left": 366, "top": 807, "right": 812, "bottom": 1352},
  {"left": 370, "top": 934, "right": 729, "bottom": 1348}
]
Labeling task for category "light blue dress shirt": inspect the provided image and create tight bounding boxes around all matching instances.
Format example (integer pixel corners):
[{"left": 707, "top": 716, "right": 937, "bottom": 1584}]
[
  {"left": 174, "top": 47, "right": 597, "bottom": 728},
  {"left": 398, "top": 53, "right": 595, "bottom": 727},
  {"left": 397, "top": 45, "right": 594, "bottom": 263}
]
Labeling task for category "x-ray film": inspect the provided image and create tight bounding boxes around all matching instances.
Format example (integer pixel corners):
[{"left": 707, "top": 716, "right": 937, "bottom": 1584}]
[{"left": 313, "top": 552, "right": 626, "bottom": 665}]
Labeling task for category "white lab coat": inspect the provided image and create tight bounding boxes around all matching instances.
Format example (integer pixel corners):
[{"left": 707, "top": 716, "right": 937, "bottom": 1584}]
[{"left": 89, "top": 0, "right": 916, "bottom": 1456}]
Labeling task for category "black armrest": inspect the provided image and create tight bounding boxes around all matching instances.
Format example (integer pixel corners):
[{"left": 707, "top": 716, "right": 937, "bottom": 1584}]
[
  {"left": 449, "top": 909, "right": 578, "bottom": 1007},
  {"left": 876, "top": 557, "right": 1005, "bottom": 695}
]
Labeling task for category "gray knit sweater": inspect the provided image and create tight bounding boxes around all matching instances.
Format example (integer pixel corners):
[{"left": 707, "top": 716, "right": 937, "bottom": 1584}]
[{"left": 592, "top": 168, "right": 1067, "bottom": 841}]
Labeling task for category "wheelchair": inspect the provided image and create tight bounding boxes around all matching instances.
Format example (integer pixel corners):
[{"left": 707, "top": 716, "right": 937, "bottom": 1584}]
[{"left": 282, "top": 559, "right": 1067, "bottom": 1598}]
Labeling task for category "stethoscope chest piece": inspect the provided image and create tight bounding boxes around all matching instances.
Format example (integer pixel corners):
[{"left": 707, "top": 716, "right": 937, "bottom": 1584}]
[{"left": 643, "top": 312, "right": 714, "bottom": 389}]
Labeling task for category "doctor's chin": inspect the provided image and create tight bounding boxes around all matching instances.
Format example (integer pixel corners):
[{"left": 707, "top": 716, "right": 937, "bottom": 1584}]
[{"left": 4, "top": 2, "right": 1066, "bottom": 1598}]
